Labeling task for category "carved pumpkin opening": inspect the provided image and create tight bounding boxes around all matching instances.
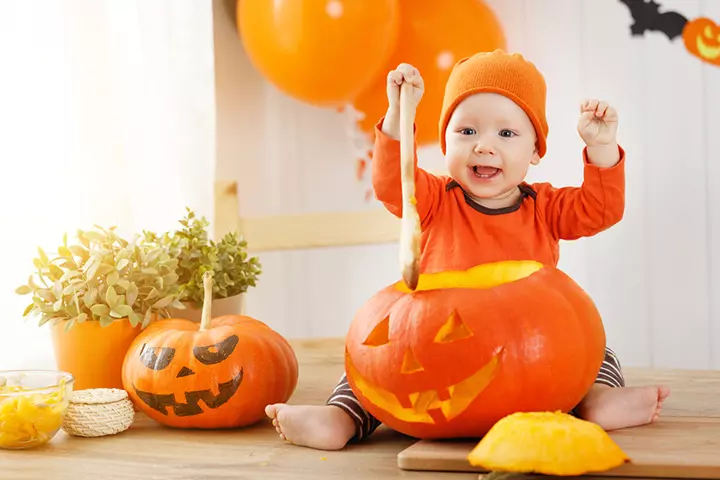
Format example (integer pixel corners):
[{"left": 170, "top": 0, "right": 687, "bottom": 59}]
[
  {"left": 401, "top": 348, "right": 424, "bottom": 374},
  {"left": 346, "top": 348, "right": 502, "bottom": 424},
  {"left": 393, "top": 260, "right": 543, "bottom": 293},
  {"left": 362, "top": 315, "right": 389, "bottom": 347},
  {"left": 434, "top": 310, "right": 472, "bottom": 343}
]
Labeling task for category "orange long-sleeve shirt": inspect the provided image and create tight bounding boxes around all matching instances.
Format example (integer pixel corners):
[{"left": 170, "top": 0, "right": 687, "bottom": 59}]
[{"left": 371, "top": 119, "right": 626, "bottom": 274}]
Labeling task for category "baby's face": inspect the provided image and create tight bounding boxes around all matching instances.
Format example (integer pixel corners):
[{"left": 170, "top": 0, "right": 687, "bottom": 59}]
[{"left": 444, "top": 92, "right": 540, "bottom": 202}]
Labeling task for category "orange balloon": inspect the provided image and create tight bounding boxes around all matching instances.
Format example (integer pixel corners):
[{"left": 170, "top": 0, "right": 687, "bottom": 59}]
[
  {"left": 352, "top": 0, "right": 505, "bottom": 146},
  {"left": 237, "top": 0, "right": 400, "bottom": 107}
]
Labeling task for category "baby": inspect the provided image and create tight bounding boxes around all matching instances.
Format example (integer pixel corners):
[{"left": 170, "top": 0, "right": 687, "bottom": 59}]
[{"left": 266, "top": 50, "right": 671, "bottom": 450}]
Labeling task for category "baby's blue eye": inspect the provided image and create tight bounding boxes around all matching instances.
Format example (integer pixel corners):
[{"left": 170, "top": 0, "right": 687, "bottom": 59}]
[
  {"left": 499, "top": 129, "right": 515, "bottom": 138},
  {"left": 460, "top": 128, "right": 476, "bottom": 135}
]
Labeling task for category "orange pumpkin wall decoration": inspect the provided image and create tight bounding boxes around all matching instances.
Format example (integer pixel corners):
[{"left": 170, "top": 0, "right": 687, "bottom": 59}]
[
  {"left": 683, "top": 17, "right": 720, "bottom": 66},
  {"left": 122, "top": 272, "right": 298, "bottom": 428},
  {"left": 344, "top": 261, "right": 607, "bottom": 439}
]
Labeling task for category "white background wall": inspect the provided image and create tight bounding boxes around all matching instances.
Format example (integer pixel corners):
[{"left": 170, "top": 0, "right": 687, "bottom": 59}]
[
  {"left": 216, "top": 0, "right": 720, "bottom": 370},
  {"left": 0, "top": 0, "right": 216, "bottom": 370}
]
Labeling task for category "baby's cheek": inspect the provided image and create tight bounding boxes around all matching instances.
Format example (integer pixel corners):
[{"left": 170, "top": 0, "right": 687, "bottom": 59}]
[
  {"left": 445, "top": 154, "right": 465, "bottom": 174},
  {"left": 504, "top": 163, "right": 531, "bottom": 184},
  {"left": 506, "top": 163, "right": 530, "bottom": 185}
]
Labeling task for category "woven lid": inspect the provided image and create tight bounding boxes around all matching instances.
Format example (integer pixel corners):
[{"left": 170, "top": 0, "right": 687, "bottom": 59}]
[{"left": 70, "top": 388, "right": 129, "bottom": 405}]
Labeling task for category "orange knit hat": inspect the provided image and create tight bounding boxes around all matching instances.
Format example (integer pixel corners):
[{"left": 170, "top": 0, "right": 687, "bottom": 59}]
[{"left": 438, "top": 49, "right": 549, "bottom": 157}]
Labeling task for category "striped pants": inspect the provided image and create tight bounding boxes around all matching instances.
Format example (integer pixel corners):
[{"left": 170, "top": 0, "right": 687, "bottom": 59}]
[{"left": 327, "top": 346, "right": 625, "bottom": 442}]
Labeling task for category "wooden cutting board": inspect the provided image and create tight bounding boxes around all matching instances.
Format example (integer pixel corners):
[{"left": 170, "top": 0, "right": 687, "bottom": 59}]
[{"left": 397, "top": 416, "right": 720, "bottom": 478}]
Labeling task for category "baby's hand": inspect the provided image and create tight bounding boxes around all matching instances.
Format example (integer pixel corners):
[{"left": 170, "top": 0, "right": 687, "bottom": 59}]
[
  {"left": 577, "top": 99, "right": 618, "bottom": 147},
  {"left": 387, "top": 63, "right": 424, "bottom": 112}
]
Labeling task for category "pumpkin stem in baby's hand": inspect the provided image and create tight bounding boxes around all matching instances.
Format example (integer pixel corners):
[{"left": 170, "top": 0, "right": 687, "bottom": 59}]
[
  {"left": 399, "top": 82, "right": 420, "bottom": 291},
  {"left": 199, "top": 271, "right": 213, "bottom": 331}
]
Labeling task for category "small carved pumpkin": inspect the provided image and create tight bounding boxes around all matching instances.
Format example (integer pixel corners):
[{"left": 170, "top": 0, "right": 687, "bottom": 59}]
[
  {"left": 345, "top": 261, "right": 606, "bottom": 439},
  {"left": 121, "top": 273, "right": 298, "bottom": 428},
  {"left": 683, "top": 17, "right": 720, "bottom": 66},
  {"left": 467, "top": 411, "right": 630, "bottom": 476}
]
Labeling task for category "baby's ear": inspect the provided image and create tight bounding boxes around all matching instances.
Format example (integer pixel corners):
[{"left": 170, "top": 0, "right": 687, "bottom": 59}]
[{"left": 530, "top": 148, "right": 541, "bottom": 166}]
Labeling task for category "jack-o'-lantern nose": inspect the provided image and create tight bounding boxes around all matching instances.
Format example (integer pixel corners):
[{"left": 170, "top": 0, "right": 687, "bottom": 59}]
[
  {"left": 177, "top": 366, "right": 195, "bottom": 378},
  {"left": 401, "top": 348, "right": 424, "bottom": 374}
]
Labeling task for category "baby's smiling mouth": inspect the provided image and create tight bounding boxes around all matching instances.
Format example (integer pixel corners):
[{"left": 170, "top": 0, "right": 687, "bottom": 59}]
[{"left": 472, "top": 165, "right": 501, "bottom": 179}]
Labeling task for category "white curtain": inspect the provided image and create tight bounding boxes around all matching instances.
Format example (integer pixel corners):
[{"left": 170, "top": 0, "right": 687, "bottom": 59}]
[{"left": 0, "top": 0, "right": 216, "bottom": 369}]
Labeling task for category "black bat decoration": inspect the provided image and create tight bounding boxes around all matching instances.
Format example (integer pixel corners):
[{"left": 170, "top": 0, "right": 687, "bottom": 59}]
[{"left": 618, "top": 0, "right": 688, "bottom": 40}]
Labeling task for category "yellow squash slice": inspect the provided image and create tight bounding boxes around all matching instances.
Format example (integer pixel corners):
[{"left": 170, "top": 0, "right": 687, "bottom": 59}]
[{"left": 468, "top": 411, "right": 630, "bottom": 476}]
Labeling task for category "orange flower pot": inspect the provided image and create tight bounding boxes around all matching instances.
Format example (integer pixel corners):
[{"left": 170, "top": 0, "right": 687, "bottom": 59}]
[{"left": 50, "top": 319, "right": 142, "bottom": 390}]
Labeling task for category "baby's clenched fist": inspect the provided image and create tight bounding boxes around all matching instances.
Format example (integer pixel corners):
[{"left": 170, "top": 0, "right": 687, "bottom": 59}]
[
  {"left": 386, "top": 63, "right": 424, "bottom": 111},
  {"left": 577, "top": 98, "right": 619, "bottom": 147}
]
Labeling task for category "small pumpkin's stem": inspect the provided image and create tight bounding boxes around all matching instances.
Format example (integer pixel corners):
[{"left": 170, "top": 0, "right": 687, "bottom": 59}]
[{"left": 199, "top": 271, "right": 213, "bottom": 331}]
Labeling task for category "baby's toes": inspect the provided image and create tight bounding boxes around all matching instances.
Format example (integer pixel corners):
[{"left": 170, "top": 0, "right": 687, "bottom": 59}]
[{"left": 265, "top": 404, "right": 278, "bottom": 419}]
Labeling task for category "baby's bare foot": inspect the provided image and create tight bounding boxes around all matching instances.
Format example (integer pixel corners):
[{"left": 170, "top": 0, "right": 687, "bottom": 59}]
[
  {"left": 577, "top": 384, "right": 671, "bottom": 431},
  {"left": 264, "top": 404, "right": 357, "bottom": 451}
]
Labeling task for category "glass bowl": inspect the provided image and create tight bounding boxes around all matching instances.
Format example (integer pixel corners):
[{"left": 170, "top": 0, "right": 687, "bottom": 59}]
[{"left": 0, "top": 370, "right": 75, "bottom": 449}]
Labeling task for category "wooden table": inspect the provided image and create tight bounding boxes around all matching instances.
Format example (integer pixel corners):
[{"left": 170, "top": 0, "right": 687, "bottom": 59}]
[{"left": 1, "top": 338, "right": 718, "bottom": 480}]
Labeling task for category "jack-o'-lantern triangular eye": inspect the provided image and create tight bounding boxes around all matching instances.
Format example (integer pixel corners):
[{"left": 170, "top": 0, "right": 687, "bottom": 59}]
[
  {"left": 363, "top": 315, "right": 390, "bottom": 346},
  {"left": 434, "top": 310, "right": 473, "bottom": 343}
]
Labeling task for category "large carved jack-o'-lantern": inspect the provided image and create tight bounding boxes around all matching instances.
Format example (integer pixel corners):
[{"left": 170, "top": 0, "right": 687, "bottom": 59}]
[
  {"left": 344, "top": 261, "right": 607, "bottom": 439},
  {"left": 122, "top": 272, "right": 298, "bottom": 429},
  {"left": 345, "top": 83, "right": 606, "bottom": 439}
]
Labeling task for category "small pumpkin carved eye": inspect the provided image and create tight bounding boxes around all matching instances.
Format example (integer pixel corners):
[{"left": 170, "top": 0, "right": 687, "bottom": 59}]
[
  {"left": 434, "top": 310, "right": 473, "bottom": 343},
  {"left": 705, "top": 25, "right": 714, "bottom": 39},
  {"left": 193, "top": 335, "right": 240, "bottom": 365},
  {"left": 140, "top": 344, "right": 176, "bottom": 371}
]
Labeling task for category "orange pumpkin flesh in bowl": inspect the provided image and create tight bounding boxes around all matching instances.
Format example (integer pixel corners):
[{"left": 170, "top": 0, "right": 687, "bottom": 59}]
[
  {"left": 345, "top": 261, "right": 606, "bottom": 439},
  {"left": 121, "top": 273, "right": 298, "bottom": 428}
]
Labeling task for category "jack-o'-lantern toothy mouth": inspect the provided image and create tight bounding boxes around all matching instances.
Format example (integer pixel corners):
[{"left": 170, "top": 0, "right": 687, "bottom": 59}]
[
  {"left": 133, "top": 369, "right": 244, "bottom": 417},
  {"left": 346, "top": 348, "right": 502, "bottom": 424}
]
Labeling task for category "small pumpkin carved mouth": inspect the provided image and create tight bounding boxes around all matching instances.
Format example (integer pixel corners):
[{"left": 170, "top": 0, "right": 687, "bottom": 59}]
[
  {"left": 133, "top": 369, "right": 244, "bottom": 417},
  {"left": 346, "top": 348, "right": 502, "bottom": 424}
]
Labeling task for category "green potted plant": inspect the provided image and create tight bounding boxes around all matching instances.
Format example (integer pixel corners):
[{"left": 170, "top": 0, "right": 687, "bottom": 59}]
[
  {"left": 15, "top": 225, "right": 184, "bottom": 390},
  {"left": 142, "top": 208, "right": 262, "bottom": 322}
]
